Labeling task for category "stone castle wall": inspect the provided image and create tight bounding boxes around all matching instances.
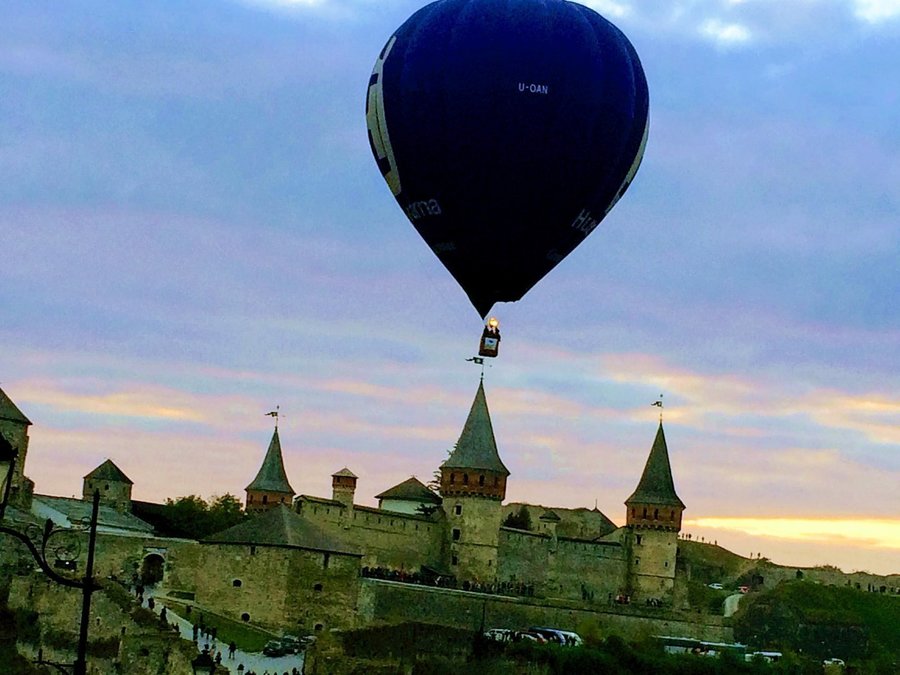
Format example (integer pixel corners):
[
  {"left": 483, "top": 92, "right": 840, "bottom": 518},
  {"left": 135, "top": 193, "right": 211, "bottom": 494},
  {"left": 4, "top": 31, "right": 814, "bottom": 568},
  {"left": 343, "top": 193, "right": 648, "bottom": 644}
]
[
  {"left": 357, "top": 578, "right": 733, "bottom": 643},
  {"left": 300, "top": 502, "right": 445, "bottom": 571},
  {"left": 198, "top": 543, "right": 292, "bottom": 629},
  {"left": 195, "top": 542, "right": 361, "bottom": 632},
  {"left": 498, "top": 528, "right": 627, "bottom": 601}
]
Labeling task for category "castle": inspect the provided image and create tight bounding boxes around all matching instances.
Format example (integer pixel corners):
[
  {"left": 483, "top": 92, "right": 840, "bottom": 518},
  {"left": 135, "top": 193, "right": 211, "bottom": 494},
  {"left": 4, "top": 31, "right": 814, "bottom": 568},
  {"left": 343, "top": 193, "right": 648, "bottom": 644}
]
[{"left": 1, "top": 380, "right": 688, "bottom": 635}]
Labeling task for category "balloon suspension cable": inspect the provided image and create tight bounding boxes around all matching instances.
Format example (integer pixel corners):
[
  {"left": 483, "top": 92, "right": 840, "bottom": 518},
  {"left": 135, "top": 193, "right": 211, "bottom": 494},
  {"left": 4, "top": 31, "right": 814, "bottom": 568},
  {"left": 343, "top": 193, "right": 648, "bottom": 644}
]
[{"left": 651, "top": 394, "right": 664, "bottom": 422}]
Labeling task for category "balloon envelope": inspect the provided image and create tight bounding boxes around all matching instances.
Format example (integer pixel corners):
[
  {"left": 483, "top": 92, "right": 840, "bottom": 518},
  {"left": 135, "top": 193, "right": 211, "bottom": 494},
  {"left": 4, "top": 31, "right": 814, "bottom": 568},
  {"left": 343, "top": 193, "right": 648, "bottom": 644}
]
[{"left": 367, "top": 0, "right": 649, "bottom": 317}]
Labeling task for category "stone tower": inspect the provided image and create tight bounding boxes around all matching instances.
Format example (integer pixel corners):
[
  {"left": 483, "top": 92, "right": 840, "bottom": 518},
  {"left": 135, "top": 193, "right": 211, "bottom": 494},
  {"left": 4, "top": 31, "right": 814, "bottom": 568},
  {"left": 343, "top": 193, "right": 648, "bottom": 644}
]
[
  {"left": 246, "top": 427, "right": 295, "bottom": 514},
  {"left": 624, "top": 422, "right": 684, "bottom": 601},
  {"left": 331, "top": 467, "right": 357, "bottom": 525},
  {"left": 83, "top": 459, "right": 134, "bottom": 513},
  {"left": 439, "top": 380, "right": 509, "bottom": 583},
  {"left": 0, "top": 386, "right": 34, "bottom": 511}
]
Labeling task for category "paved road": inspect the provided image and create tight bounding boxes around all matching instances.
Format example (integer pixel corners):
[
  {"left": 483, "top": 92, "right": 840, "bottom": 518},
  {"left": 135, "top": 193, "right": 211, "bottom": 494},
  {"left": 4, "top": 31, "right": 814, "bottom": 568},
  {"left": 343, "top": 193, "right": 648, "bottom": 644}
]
[
  {"left": 144, "top": 590, "right": 305, "bottom": 673},
  {"left": 723, "top": 593, "right": 743, "bottom": 617}
]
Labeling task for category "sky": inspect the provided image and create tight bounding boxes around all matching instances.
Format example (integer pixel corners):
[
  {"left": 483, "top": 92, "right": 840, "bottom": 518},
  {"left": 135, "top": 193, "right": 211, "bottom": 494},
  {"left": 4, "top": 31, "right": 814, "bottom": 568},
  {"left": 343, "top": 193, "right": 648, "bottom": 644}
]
[{"left": 1, "top": 0, "right": 898, "bottom": 576}]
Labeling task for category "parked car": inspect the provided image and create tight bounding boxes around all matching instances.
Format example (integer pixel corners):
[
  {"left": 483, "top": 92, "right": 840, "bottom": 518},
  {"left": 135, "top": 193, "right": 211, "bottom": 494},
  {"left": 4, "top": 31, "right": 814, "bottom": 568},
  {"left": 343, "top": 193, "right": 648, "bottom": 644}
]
[
  {"left": 263, "top": 640, "right": 290, "bottom": 657},
  {"left": 707, "top": 583, "right": 724, "bottom": 590},
  {"left": 529, "top": 627, "right": 584, "bottom": 646},
  {"left": 483, "top": 628, "right": 515, "bottom": 643},
  {"left": 263, "top": 636, "right": 307, "bottom": 656}
]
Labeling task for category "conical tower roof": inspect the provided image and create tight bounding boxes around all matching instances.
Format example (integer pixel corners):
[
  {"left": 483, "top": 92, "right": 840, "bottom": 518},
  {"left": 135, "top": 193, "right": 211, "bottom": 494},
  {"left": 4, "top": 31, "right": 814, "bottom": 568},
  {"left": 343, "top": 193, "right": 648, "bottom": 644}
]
[
  {"left": 246, "top": 428, "right": 295, "bottom": 494},
  {"left": 0, "top": 386, "right": 31, "bottom": 425},
  {"left": 441, "top": 380, "right": 509, "bottom": 475},
  {"left": 625, "top": 423, "right": 684, "bottom": 508}
]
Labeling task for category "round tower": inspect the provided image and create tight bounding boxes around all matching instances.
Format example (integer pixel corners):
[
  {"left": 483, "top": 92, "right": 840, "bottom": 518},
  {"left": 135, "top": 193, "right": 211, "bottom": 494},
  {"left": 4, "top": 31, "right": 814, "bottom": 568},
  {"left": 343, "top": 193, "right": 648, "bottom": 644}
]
[
  {"left": 440, "top": 380, "right": 509, "bottom": 583},
  {"left": 624, "top": 422, "right": 685, "bottom": 602}
]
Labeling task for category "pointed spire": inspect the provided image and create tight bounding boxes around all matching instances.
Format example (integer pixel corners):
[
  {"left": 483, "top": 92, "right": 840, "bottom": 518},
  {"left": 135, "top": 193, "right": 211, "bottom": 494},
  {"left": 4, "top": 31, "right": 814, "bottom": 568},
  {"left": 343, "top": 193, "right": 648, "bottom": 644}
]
[
  {"left": 625, "top": 422, "right": 684, "bottom": 508},
  {"left": 246, "top": 428, "right": 295, "bottom": 494},
  {"left": 442, "top": 380, "right": 509, "bottom": 475}
]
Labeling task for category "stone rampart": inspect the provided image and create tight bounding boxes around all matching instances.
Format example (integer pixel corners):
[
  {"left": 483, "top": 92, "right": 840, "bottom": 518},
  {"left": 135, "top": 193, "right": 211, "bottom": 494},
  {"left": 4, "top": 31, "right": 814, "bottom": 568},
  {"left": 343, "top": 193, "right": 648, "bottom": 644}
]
[
  {"left": 357, "top": 578, "right": 733, "bottom": 643},
  {"left": 498, "top": 528, "right": 627, "bottom": 601}
]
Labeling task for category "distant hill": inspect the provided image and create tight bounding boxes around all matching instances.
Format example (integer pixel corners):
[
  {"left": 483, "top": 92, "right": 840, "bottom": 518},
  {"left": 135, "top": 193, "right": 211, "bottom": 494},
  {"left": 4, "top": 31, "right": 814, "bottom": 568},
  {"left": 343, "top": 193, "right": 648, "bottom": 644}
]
[
  {"left": 732, "top": 580, "right": 900, "bottom": 668},
  {"left": 677, "top": 540, "right": 757, "bottom": 585}
]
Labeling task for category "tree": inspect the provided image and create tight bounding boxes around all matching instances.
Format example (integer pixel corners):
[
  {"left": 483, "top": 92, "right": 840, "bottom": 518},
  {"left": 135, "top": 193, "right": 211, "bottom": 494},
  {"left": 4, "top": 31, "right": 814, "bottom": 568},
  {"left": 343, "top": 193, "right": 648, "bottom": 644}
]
[
  {"left": 161, "top": 494, "right": 245, "bottom": 539},
  {"left": 503, "top": 505, "right": 532, "bottom": 531}
]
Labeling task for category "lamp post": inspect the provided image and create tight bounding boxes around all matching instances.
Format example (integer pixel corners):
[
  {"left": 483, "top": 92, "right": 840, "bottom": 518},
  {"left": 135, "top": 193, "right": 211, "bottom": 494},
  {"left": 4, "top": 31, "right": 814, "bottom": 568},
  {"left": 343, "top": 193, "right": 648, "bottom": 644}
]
[
  {"left": 191, "top": 647, "right": 217, "bottom": 674},
  {"left": 0, "top": 435, "right": 101, "bottom": 675}
]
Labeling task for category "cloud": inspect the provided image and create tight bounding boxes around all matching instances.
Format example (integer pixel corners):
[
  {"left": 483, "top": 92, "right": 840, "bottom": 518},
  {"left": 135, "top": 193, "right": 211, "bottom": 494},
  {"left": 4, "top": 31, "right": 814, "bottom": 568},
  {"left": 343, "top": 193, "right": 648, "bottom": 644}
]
[
  {"left": 852, "top": 0, "right": 900, "bottom": 22},
  {"left": 686, "top": 516, "right": 900, "bottom": 550},
  {"left": 699, "top": 18, "right": 752, "bottom": 46}
]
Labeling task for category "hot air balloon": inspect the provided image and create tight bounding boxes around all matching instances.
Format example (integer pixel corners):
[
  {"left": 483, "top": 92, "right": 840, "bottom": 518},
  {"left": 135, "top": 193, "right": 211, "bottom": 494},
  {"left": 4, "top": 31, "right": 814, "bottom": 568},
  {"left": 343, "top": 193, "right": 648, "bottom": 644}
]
[{"left": 366, "top": 0, "right": 649, "bottom": 318}]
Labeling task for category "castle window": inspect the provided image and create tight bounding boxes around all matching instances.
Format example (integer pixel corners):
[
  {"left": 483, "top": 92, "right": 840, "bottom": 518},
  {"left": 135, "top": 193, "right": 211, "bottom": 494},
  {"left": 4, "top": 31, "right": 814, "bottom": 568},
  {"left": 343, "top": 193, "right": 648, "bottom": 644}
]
[
  {"left": 249, "top": 546, "right": 257, "bottom": 556},
  {"left": 488, "top": 559, "right": 492, "bottom": 566},
  {"left": 463, "top": 473, "right": 469, "bottom": 485},
  {"left": 450, "top": 473, "right": 456, "bottom": 484},
  {"left": 314, "top": 583, "right": 323, "bottom": 592},
  {"left": 654, "top": 508, "right": 659, "bottom": 520},
  {"left": 664, "top": 561, "right": 669, "bottom": 568},
  {"left": 232, "top": 579, "right": 242, "bottom": 588},
  {"left": 635, "top": 558, "right": 640, "bottom": 565},
  {"left": 452, "top": 528, "right": 461, "bottom": 541},
  {"left": 105, "top": 484, "right": 110, "bottom": 491},
  {"left": 636, "top": 535, "right": 642, "bottom": 545},
  {"left": 262, "top": 495, "right": 268, "bottom": 504},
  {"left": 323, "top": 553, "right": 330, "bottom": 569},
  {"left": 642, "top": 507, "right": 647, "bottom": 518},
  {"left": 281, "top": 497, "right": 285, "bottom": 503},
  {"left": 479, "top": 474, "right": 485, "bottom": 486},
  {"left": 451, "top": 555, "right": 458, "bottom": 566},
  {"left": 454, "top": 504, "right": 462, "bottom": 516},
  {"left": 241, "top": 613, "right": 250, "bottom": 622}
]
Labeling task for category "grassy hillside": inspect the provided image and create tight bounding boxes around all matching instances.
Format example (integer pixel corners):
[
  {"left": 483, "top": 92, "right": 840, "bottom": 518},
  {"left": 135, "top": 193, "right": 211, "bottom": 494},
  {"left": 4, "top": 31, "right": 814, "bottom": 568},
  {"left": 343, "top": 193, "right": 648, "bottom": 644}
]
[
  {"left": 733, "top": 580, "right": 900, "bottom": 669},
  {"left": 679, "top": 540, "right": 757, "bottom": 584}
]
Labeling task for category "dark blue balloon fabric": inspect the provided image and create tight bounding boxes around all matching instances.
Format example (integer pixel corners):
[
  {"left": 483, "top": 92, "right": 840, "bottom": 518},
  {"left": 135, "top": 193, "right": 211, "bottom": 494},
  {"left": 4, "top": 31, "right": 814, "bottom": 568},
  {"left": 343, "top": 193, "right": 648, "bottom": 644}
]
[{"left": 367, "top": 0, "right": 649, "bottom": 317}]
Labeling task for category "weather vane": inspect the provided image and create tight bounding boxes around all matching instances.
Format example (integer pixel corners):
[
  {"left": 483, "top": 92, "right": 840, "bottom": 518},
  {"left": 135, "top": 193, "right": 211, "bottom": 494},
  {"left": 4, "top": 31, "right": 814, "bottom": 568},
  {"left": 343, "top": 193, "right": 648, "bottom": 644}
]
[
  {"left": 651, "top": 394, "right": 664, "bottom": 422},
  {"left": 465, "top": 356, "right": 490, "bottom": 380},
  {"left": 265, "top": 405, "right": 281, "bottom": 429}
]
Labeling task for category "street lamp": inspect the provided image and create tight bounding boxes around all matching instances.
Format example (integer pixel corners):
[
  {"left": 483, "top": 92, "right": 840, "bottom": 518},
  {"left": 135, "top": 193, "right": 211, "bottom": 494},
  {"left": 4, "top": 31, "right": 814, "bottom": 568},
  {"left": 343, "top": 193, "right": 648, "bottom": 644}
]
[
  {"left": 191, "top": 647, "right": 217, "bottom": 674},
  {"left": 0, "top": 434, "right": 100, "bottom": 675}
]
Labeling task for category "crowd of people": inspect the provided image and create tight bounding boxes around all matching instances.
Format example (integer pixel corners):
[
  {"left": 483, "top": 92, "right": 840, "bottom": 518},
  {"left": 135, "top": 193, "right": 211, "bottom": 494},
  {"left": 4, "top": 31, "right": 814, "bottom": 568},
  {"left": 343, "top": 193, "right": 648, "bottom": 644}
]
[{"left": 360, "top": 566, "right": 536, "bottom": 597}]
